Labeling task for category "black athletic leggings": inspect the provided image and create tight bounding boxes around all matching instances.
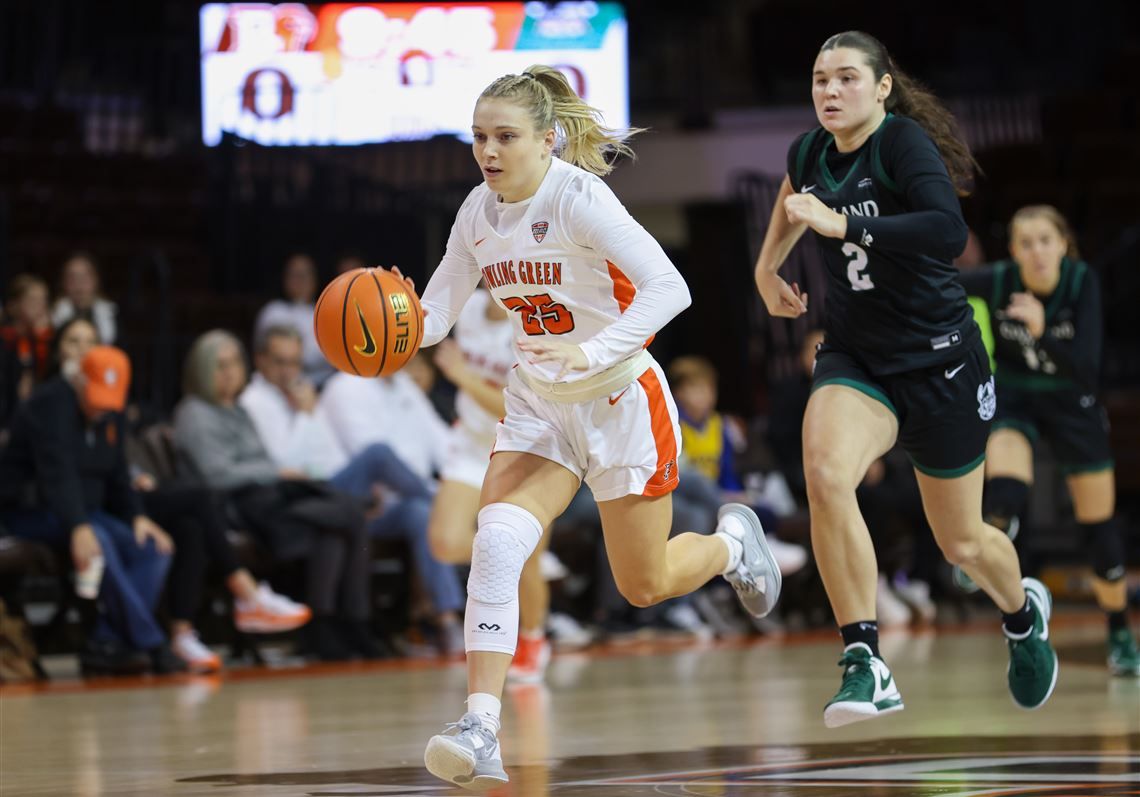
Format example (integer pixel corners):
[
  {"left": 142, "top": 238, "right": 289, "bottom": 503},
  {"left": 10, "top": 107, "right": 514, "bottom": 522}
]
[{"left": 140, "top": 485, "right": 243, "bottom": 623}]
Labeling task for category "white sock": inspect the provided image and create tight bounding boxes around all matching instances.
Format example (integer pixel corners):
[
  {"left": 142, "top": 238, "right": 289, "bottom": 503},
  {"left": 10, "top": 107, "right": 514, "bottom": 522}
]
[
  {"left": 466, "top": 692, "right": 502, "bottom": 736},
  {"left": 716, "top": 531, "right": 744, "bottom": 575}
]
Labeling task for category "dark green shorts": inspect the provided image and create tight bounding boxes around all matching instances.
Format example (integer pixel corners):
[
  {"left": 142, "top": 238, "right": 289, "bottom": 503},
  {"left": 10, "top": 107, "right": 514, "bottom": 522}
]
[
  {"left": 994, "top": 383, "right": 1114, "bottom": 474},
  {"left": 811, "top": 338, "right": 992, "bottom": 478}
]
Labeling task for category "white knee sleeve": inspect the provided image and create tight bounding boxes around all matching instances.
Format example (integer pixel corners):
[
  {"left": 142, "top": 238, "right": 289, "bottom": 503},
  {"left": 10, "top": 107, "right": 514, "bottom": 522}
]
[{"left": 464, "top": 503, "right": 543, "bottom": 655}]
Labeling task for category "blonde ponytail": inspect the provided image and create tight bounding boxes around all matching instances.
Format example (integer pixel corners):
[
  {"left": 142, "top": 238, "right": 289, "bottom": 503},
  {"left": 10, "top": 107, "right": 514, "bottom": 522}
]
[{"left": 479, "top": 64, "right": 643, "bottom": 176}]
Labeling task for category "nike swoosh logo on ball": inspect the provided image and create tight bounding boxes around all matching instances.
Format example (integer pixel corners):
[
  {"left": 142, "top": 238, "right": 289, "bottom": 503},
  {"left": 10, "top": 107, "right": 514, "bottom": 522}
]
[{"left": 353, "top": 301, "right": 378, "bottom": 357}]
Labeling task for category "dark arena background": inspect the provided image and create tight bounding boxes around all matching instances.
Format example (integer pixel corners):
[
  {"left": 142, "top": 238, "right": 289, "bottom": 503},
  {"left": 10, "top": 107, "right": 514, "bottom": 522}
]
[{"left": 0, "top": 1, "right": 1137, "bottom": 795}]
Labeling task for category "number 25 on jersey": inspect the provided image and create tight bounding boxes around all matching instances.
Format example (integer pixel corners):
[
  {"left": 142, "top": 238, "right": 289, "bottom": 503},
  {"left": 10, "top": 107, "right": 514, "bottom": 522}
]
[
  {"left": 502, "top": 293, "right": 576, "bottom": 335},
  {"left": 842, "top": 243, "right": 875, "bottom": 291}
]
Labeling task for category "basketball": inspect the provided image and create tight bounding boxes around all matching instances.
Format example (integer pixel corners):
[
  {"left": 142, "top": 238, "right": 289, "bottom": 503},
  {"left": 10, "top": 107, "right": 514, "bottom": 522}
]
[{"left": 313, "top": 267, "right": 424, "bottom": 377}]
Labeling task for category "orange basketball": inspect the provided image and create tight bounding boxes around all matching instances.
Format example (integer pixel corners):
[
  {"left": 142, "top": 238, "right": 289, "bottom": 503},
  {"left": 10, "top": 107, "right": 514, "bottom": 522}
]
[{"left": 313, "top": 267, "right": 424, "bottom": 377}]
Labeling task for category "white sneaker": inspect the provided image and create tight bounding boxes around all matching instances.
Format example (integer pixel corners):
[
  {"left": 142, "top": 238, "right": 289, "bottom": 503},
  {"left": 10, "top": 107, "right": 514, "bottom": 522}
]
[
  {"left": 876, "top": 574, "right": 912, "bottom": 628},
  {"left": 892, "top": 577, "right": 936, "bottom": 624},
  {"left": 546, "top": 612, "right": 592, "bottom": 650},
  {"left": 235, "top": 583, "right": 312, "bottom": 633},
  {"left": 539, "top": 551, "right": 569, "bottom": 581},
  {"left": 172, "top": 629, "right": 221, "bottom": 673},
  {"left": 719, "top": 503, "right": 783, "bottom": 618},
  {"left": 662, "top": 603, "right": 715, "bottom": 641},
  {"left": 425, "top": 712, "right": 508, "bottom": 790},
  {"left": 767, "top": 535, "right": 808, "bottom": 575}
]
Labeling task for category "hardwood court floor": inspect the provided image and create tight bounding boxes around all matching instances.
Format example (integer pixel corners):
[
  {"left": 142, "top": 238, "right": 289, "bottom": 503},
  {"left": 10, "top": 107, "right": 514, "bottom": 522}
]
[{"left": 2, "top": 614, "right": 1138, "bottom": 796}]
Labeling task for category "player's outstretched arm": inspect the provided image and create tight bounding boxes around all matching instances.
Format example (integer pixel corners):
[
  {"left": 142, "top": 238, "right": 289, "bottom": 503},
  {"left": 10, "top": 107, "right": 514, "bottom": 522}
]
[
  {"left": 755, "top": 176, "right": 809, "bottom": 318},
  {"left": 412, "top": 227, "right": 483, "bottom": 348}
]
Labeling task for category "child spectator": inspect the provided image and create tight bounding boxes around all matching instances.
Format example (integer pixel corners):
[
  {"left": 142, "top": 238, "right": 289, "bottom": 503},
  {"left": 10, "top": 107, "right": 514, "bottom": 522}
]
[{"left": 668, "top": 355, "right": 808, "bottom": 576}]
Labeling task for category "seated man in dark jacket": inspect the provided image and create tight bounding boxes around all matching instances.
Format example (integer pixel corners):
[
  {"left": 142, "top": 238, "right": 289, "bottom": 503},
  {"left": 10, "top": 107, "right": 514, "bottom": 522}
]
[{"left": 0, "top": 346, "right": 184, "bottom": 675}]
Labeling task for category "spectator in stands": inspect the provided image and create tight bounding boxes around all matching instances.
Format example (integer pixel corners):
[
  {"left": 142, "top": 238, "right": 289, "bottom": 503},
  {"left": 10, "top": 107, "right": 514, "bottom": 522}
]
[
  {"left": 253, "top": 253, "right": 333, "bottom": 387},
  {"left": 0, "top": 345, "right": 185, "bottom": 675},
  {"left": 320, "top": 360, "right": 451, "bottom": 485},
  {"left": 51, "top": 252, "right": 118, "bottom": 344},
  {"left": 48, "top": 316, "right": 311, "bottom": 671},
  {"left": 766, "top": 331, "right": 937, "bottom": 626},
  {"left": 244, "top": 326, "right": 464, "bottom": 654},
  {"left": 1, "top": 275, "right": 54, "bottom": 430},
  {"left": 173, "top": 330, "right": 378, "bottom": 661},
  {"left": 668, "top": 355, "right": 808, "bottom": 576}
]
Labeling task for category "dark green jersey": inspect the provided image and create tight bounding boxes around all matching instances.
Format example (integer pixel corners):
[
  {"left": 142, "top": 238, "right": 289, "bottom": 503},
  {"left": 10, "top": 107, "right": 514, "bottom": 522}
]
[
  {"left": 788, "top": 114, "right": 975, "bottom": 375},
  {"left": 958, "top": 258, "right": 1101, "bottom": 393}
]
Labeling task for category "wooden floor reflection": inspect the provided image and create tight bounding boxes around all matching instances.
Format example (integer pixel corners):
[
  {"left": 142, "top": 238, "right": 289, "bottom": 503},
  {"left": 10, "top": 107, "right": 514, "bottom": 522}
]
[{"left": 2, "top": 616, "right": 1138, "bottom": 796}]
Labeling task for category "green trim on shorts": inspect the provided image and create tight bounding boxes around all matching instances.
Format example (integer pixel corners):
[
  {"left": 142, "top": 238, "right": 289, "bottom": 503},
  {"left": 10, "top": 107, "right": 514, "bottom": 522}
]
[
  {"left": 911, "top": 452, "right": 986, "bottom": 479},
  {"left": 812, "top": 377, "right": 898, "bottom": 418},
  {"left": 992, "top": 418, "right": 1040, "bottom": 443},
  {"left": 1059, "top": 459, "right": 1114, "bottom": 476}
]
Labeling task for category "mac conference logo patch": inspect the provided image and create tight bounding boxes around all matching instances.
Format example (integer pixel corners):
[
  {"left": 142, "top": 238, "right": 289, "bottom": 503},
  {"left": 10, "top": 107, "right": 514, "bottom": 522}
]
[{"left": 531, "top": 220, "right": 549, "bottom": 243}]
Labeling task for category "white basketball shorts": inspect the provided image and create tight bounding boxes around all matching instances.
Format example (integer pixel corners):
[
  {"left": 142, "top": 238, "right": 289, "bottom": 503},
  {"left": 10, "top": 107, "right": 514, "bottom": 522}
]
[{"left": 493, "top": 361, "right": 682, "bottom": 502}]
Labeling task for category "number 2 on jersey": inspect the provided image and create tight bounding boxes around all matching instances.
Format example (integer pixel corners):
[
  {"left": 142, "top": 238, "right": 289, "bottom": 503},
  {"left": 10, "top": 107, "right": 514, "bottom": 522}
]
[
  {"left": 842, "top": 242, "right": 875, "bottom": 291},
  {"left": 502, "top": 293, "right": 576, "bottom": 335}
]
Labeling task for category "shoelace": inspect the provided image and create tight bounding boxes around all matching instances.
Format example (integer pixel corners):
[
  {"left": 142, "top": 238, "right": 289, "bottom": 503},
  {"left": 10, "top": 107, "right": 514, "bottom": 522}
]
[
  {"left": 444, "top": 715, "right": 497, "bottom": 753},
  {"left": 731, "top": 566, "right": 759, "bottom": 594}
]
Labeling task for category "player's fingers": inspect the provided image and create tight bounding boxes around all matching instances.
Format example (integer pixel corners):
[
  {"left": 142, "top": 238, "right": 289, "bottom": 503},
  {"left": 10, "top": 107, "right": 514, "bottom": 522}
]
[{"left": 781, "top": 284, "right": 807, "bottom": 313}]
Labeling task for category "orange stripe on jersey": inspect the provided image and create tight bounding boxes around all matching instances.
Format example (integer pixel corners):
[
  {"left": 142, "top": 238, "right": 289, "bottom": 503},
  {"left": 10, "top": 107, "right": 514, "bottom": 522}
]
[
  {"left": 607, "top": 260, "right": 636, "bottom": 312},
  {"left": 607, "top": 260, "right": 655, "bottom": 348},
  {"left": 637, "top": 368, "right": 679, "bottom": 497}
]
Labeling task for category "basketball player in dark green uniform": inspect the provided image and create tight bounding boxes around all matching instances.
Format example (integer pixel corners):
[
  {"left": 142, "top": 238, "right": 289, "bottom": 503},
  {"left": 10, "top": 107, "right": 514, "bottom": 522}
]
[
  {"left": 754, "top": 31, "right": 1058, "bottom": 727},
  {"left": 958, "top": 205, "right": 1140, "bottom": 676}
]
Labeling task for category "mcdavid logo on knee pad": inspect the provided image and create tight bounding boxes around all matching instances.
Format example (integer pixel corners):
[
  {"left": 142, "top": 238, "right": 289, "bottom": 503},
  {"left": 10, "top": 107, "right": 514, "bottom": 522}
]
[{"left": 477, "top": 623, "right": 502, "bottom": 632}]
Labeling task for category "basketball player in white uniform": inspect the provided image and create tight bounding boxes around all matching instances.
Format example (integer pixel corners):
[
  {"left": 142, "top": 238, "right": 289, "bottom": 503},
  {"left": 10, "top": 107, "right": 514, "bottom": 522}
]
[
  {"left": 427, "top": 289, "right": 553, "bottom": 683},
  {"left": 389, "top": 65, "right": 784, "bottom": 791}
]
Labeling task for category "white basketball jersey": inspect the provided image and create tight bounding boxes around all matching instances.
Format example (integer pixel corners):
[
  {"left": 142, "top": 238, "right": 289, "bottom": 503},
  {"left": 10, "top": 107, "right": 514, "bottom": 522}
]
[
  {"left": 453, "top": 289, "right": 514, "bottom": 438},
  {"left": 451, "top": 157, "right": 655, "bottom": 383}
]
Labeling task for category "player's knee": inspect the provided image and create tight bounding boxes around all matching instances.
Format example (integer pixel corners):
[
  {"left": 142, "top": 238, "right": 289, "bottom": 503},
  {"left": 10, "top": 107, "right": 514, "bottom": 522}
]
[
  {"left": 804, "top": 456, "right": 857, "bottom": 510},
  {"left": 937, "top": 533, "right": 984, "bottom": 568},
  {"left": 614, "top": 569, "right": 669, "bottom": 608},
  {"left": 466, "top": 504, "right": 543, "bottom": 604}
]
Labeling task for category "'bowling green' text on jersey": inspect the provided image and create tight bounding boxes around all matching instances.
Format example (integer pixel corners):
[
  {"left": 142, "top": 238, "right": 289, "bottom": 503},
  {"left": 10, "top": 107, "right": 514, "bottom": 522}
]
[{"left": 788, "top": 114, "right": 975, "bottom": 375}]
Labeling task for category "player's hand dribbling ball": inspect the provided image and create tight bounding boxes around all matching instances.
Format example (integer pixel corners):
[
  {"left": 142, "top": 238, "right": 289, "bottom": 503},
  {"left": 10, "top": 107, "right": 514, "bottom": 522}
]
[{"left": 313, "top": 267, "right": 424, "bottom": 377}]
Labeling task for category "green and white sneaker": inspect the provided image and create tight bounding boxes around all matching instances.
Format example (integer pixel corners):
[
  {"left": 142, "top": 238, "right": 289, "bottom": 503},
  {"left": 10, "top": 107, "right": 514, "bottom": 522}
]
[
  {"left": 954, "top": 516, "right": 1019, "bottom": 593},
  {"left": 1005, "top": 577, "right": 1059, "bottom": 709},
  {"left": 1107, "top": 628, "right": 1140, "bottom": 677},
  {"left": 823, "top": 643, "right": 904, "bottom": 728}
]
